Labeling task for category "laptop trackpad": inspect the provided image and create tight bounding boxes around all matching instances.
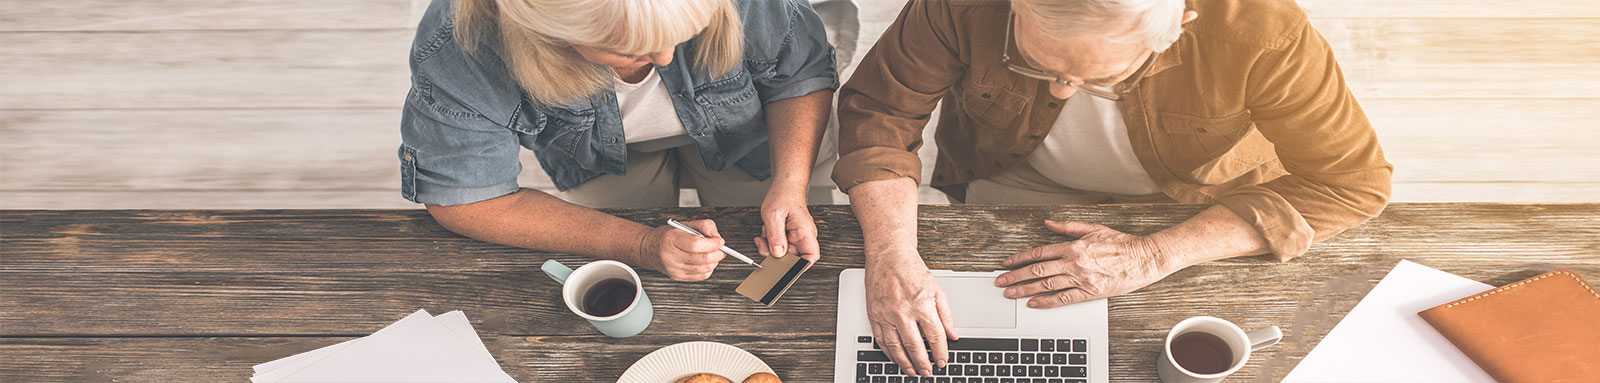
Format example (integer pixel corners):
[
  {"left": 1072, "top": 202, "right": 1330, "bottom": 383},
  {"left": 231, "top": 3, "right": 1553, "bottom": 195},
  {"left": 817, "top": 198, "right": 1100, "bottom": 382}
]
[{"left": 937, "top": 276, "right": 1018, "bottom": 329}]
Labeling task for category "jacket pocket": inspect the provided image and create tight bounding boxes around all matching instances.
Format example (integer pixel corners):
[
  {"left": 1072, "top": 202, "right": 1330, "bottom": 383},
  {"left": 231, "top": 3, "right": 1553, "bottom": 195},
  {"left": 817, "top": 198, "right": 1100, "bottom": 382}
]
[
  {"left": 959, "top": 83, "right": 1029, "bottom": 129},
  {"left": 1158, "top": 110, "right": 1255, "bottom": 155},
  {"left": 695, "top": 67, "right": 764, "bottom": 135}
]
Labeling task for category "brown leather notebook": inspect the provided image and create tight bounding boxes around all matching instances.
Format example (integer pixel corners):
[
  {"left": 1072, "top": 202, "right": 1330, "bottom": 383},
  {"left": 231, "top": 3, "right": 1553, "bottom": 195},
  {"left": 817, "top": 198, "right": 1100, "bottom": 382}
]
[{"left": 1417, "top": 270, "right": 1600, "bottom": 382}]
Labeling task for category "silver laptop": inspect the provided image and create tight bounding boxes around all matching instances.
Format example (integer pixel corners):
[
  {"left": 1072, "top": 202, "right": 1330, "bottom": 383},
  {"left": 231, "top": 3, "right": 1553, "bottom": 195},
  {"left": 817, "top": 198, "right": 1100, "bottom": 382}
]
[{"left": 834, "top": 269, "right": 1109, "bottom": 383}]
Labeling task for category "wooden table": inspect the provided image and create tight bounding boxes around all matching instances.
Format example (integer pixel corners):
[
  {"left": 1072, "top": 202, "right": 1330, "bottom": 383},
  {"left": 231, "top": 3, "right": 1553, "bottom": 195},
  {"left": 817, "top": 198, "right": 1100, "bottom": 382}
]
[{"left": 3, "top": 203, "right": 1598, "bottom": 382}]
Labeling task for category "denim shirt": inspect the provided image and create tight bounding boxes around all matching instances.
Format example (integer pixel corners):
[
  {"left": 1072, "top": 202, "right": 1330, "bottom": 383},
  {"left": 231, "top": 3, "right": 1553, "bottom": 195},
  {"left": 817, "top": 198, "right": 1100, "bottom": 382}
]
[{"left": 399, "top": 0, "right": 839, "bottom": 206}]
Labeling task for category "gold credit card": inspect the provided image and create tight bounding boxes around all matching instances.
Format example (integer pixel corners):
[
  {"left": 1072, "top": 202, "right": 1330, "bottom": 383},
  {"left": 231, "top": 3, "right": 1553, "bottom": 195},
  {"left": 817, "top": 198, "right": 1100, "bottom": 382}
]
[{"left": 735, "top": 254, "right": 813, "bottom": 306}]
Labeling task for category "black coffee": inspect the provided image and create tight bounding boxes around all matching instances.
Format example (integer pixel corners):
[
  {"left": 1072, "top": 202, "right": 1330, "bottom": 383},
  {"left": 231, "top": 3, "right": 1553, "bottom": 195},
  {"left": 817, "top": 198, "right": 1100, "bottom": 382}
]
[
  {"left": 581, "top": 278, "right": 637, "bottom": 317},
  {"left": 1171, "top": 332, "right": 1234, "bottom": 375}
]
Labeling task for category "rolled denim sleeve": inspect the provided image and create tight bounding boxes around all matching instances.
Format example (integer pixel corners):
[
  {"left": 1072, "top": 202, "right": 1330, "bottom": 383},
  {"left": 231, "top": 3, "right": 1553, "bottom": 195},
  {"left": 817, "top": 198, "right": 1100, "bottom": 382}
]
[
  {"left": 398, "top": 84, "right": 522, "bottom": 206},
  {"left": 745, "top": 0, "right": 840, "bottom": 103}
]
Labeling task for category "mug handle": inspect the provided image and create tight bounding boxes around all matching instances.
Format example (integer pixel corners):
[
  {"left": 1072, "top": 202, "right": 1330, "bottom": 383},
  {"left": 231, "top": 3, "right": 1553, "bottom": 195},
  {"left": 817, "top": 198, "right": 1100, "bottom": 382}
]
[
  {"left": 541, "top": 260, "right": 574, "bottom": 285},
  {"left": 1247, "top": 326, "right": 1282, "bottom": 351}
]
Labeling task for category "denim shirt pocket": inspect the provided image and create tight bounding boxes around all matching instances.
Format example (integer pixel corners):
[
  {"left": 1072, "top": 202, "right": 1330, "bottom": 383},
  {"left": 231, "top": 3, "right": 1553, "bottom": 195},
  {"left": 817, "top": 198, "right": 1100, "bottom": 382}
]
[
  {"left": 694, "top": 67, "right": 764, "bottom": 135},
  {"left": 522, "top": 100, "right": 598, "bottom": 155}
]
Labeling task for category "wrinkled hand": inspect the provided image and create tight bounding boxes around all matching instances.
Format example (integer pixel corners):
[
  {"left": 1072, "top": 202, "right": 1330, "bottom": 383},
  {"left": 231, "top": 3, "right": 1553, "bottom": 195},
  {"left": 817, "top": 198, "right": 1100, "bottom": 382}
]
[
  {"left": 866, "top": 254, "right": 958, "bottom": 377},
  {"left": 639, "top": 219, "right": 726, "bottom": 282},
  {"left": 754, "top": 191, "right": 821, "bottom": 263},
  {"left": 995, "top": 220, "right": 1172, "bottom": 308}
]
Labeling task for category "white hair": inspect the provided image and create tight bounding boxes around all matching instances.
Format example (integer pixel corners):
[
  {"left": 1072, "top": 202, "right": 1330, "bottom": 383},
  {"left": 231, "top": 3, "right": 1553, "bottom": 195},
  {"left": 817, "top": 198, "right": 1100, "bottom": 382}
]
[
  {"left": 1015, "top": 0, "right": 1186, "bottom": 52},
  {"left": 455, "top": 0, "right": 743, "bottom": 106}
]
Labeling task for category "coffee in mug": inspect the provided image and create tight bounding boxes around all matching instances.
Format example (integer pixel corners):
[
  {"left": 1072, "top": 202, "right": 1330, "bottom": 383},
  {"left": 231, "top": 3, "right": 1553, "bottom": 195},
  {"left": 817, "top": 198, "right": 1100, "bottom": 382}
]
[
  {"left": 1157, "top": 316, "right": 1281, "bottom": 383},
  {"left": 1169, "top": 331, "right": 1234, "bottom": 375},
  {"left": 581, "top": 278, "right": 637, "bottom": 317}
]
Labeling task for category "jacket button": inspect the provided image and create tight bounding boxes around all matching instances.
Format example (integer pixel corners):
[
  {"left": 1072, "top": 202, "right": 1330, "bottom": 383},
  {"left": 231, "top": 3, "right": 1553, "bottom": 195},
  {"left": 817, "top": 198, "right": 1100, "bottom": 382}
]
[
  {"left": 1047, "top": 102, "right": 1059, "bottom": 108},
  {"left": 403, "top": 153, "right": 413, "bottom": 162},
  {"left": 610, "top": 137, "right": 619, "bottom": 143}
]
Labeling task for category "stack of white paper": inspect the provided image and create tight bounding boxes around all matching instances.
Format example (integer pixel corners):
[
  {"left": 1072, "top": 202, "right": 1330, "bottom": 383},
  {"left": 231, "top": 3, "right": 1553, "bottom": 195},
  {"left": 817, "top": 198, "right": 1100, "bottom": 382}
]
[
  {"left": 1283, "top": 260, "right": 1494, "bottom": 382},
  {"left": 252, "top": 310, "right": 516, "bottom": 383}
]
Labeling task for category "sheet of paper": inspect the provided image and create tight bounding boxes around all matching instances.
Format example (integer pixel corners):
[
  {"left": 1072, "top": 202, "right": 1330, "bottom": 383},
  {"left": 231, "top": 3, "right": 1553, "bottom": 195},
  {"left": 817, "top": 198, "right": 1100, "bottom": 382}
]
[
  {"left": 252, "top": 310, "right": 513, "bottom": 383},
  {"left": 250, "top": 310, "right": 440, "bottom": 383},
  {"left": 253, "top": 311, "right": 491, "bottom": 376},
  {"left": 1283, "top": 260, "right": 1495, "bottom": 382}
]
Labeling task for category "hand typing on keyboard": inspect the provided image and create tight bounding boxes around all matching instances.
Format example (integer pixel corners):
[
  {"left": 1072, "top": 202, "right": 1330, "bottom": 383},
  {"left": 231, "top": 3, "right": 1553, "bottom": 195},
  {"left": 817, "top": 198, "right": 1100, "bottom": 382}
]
[{"left": 865, "top": 254, "right": 958, "bottom": 377}]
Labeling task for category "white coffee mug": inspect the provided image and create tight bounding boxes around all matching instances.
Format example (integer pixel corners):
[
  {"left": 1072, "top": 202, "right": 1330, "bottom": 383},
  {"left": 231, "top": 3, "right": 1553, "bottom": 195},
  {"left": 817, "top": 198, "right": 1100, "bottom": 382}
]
[
  {"left": 540, "top": 259, "right": 653, "bottom": 338},
  {"left": 1157, "top": 316, "right": 1281, "bottom": 383}
]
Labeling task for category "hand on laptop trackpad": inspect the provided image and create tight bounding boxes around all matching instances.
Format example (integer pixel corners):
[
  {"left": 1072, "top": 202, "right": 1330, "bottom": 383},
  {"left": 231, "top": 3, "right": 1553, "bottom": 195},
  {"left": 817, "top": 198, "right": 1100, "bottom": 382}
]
[{"left": 937, "top": 276, "right": 1018, "bottom": 329}]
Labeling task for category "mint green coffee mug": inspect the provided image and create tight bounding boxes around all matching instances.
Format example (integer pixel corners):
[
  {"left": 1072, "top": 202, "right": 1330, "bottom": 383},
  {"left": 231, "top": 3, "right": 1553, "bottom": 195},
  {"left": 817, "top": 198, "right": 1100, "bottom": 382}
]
[{"left": 541, "top": 259, "right": 653, "bottom": 338}]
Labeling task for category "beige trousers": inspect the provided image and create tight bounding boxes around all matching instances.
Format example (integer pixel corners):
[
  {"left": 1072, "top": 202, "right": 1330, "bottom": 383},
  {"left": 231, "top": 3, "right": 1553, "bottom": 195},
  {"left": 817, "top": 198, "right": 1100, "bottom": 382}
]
[
  {"left": 964, "top": 161, "right": 1175, "bottom": 205},
  {"left": 561, "top": 144, "right": 836, "bottom": 208}
]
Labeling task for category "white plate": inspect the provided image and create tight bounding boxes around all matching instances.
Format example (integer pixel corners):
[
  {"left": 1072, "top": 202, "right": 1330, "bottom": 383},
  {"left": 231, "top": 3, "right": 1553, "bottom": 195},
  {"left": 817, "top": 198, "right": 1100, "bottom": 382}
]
[{"left": 617, "top": 341, "right": 774, "bottom": 383}]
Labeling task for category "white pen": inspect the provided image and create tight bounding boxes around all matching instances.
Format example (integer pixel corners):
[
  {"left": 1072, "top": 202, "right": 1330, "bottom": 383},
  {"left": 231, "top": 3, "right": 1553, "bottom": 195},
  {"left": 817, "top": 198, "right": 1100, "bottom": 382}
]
[{"left": 665, "top": 219, "right": 762, "bottom": 268}]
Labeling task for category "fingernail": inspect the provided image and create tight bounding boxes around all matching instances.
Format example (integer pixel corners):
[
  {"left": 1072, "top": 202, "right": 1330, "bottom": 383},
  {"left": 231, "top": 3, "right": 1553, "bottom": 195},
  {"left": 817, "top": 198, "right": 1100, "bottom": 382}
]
[
  {"left": 1028, "top": 300, "right": 1040, "bottom": 308},
  {"left": 921, "top": 369, "right": 931, "bottom": 376},
  {"left": 774, "top": 246, "right": 786, "bottom": 258},
  {"left": 1004, "top": 288, "right": 1016, "bottom": 298}
]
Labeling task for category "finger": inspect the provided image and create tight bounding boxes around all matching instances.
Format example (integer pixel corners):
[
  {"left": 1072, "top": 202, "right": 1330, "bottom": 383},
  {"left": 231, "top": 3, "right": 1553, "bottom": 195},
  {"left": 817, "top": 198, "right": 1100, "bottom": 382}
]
[
  {"left": 762, "top": 211, "right": 788, "bottom": 258},
  {"left": 672, "top": 234, "right": 725, "bottom": 254},
  {"left": 1003, "top": 274, "right": 1078, "bottom": 299},
  {"left": 919, "top": 315, "right": 949, "bottom": 369},
  {"left": 996, "top": 258, "right": 1065, "bottom": 287},
  {"left": 788, "top": 220, "right": 822, "bottom": 263},
  {"left": 1028, "top": 287, "right": 1096, "bottom": 309},
  {"left": 684, "top": 219, "right": 724, "bottom": 240},
  {"left": 897, "top": 319, "right": 932, "bottom": 376},
  {"left": 1045, "top": 219, "right": 1108, "bottom": 238},
  {"left": 753, "top": 237, "right": 770, "bottom": 257},
  {"left": 875, "top": 322, "right": 915, "bottom": 376},
  {"left": 934, "top": 289, "right": 960, "bottom": 342},
  {"left": 1002, "top": 244, "right": 1055, "bottom": 269}
]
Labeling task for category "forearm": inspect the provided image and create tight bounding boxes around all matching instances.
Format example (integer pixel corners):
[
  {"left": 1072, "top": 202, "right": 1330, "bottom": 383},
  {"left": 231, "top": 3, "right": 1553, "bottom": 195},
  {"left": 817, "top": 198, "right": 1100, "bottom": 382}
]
[
  {"left": 425, "top": 188, "right": 656, "bottom": 268},
  {"left": 763, "top": 90, "right": 833, "bottom": 195},
  {"left": 847, "top": 177, "right": 923, "bottom": 266},
  {"left": 1145, "top": 205, "right": 1273, "bottom": 272}
]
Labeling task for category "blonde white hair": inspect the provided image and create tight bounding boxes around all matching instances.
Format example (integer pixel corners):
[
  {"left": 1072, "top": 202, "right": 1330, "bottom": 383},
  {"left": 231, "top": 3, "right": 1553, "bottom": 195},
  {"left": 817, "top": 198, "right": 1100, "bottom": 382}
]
[
  {"left": 454, "top": 0, "right": 743, "bottom": 106},
  {"left": 1015, "top": 0, "right": 1186, "bottom": 52}
]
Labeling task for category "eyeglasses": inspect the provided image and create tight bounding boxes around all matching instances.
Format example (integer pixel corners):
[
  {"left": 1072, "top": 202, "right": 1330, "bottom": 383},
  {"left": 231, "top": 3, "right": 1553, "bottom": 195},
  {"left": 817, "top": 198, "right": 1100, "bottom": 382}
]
[{"left": 1001, "top": 11, "right": 1161, "bottom": 102}]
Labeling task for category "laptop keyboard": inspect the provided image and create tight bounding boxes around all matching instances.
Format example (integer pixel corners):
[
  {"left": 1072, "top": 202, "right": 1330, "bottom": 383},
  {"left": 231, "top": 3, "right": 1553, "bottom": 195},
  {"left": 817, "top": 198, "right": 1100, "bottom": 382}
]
[{"left": 854, "top": 336, "right": 1089, "bottom": 383}]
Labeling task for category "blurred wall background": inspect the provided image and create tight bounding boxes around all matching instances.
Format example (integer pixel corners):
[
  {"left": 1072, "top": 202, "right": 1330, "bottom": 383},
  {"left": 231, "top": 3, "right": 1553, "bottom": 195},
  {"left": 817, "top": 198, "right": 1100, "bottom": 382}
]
[{"left": 1, "top": 0, "right": 1596, "bottom": 209}]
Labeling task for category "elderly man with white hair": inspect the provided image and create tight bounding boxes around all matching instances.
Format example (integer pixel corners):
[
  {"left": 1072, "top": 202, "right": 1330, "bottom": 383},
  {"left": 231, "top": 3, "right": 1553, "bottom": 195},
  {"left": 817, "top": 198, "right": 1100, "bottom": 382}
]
[{"left": 833, "top": 0, "right": 1393, "bottom": 376}]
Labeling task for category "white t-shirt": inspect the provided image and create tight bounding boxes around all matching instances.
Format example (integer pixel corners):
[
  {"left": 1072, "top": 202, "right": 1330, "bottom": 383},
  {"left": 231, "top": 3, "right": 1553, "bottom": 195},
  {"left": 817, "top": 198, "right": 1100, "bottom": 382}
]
[
  {"left": 1025, "top": 93, "right": 1162, "bottom": 195},
  {"left": 614, "top": 68, "right": 689, "bottom": 143}
]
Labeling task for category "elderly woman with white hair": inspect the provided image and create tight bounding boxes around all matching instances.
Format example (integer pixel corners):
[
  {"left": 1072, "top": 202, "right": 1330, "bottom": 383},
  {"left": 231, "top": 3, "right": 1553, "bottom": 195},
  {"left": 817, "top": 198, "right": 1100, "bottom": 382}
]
[
  {"left": 399, "top": 0, "right": 839, "bottom": 282},
  {"left": 835, "top": 0, "right": 1392, "bottom": 376}
]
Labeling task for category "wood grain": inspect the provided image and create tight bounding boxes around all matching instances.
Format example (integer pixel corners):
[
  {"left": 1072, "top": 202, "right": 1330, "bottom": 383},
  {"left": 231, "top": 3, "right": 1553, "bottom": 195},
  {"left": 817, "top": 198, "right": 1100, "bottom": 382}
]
[
  {"left": 1296, "top": 0, "right": 1600, "bottom": 18},
  {"left": 0, "top": 0, "right": 415, "bottom": 32},
  {"left": 0, "top": 30, "right": 411, "bottom": 109},
  {"left": 3, "top": 204, "right": 1598, "bottom": 382}
]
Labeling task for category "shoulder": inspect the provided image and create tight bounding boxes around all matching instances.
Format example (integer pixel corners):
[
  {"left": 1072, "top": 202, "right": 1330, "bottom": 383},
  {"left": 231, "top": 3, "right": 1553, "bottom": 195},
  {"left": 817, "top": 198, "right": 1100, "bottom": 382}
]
[
  {"left": 1184, "top": 0, "right": 1311, "bottom": 51},
  {"left": 730, "top": 0, "right": 816, "bottom": 59},
  {"left": 406, "top": 0, "right": 527, "bottom": 126}
]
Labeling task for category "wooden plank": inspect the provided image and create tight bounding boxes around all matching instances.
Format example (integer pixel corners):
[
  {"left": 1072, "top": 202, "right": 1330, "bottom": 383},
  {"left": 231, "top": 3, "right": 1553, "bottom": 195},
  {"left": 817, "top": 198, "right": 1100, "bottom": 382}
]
[
  {"left": 3, "top": 205, "right": 1597, "bottom": 335},
  {"left": 1366, "top": 99, "right": 1600, "bottom": 183},
  {"left": 3, "top": 19, "right": 1594, "bottom": 110},
  {"left": 0, "top": 0, "right": 414, "bottom": 32},
  {"left": 0, "top": 191, "right": 427, "bottom": 209},
  {"left": 0, "top": 30, "right": 412, "bottom": 109},
  {"left": 2, "top": 205, "right": 1597, "bottom": 382},
  {"left": 1314, "top": 18, "right": 1600, "bottom": 99},
  {"left": 1392, "top": 182, "right": 1600, "bottom": 203},
  {"left": 1296, "top": 0, "right": 1600, "bottom": 18},
  {"left": 0, "top": 109, "right": 557, "bottom": 194}
]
